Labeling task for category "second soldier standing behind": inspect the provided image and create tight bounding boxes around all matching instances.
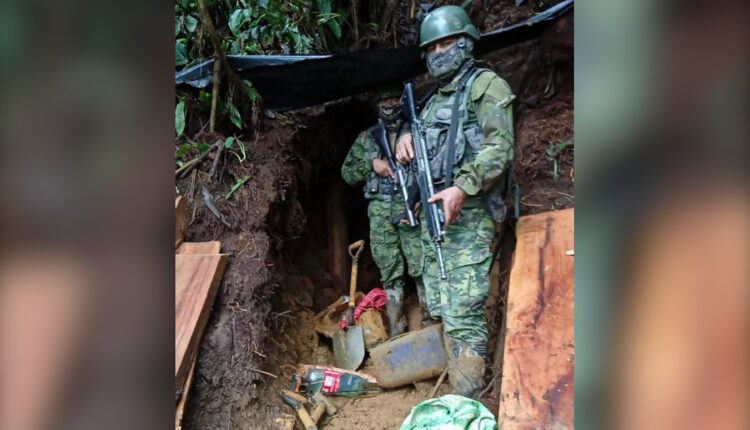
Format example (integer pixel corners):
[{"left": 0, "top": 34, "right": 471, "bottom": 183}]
[{"left": 341, "top": 86, "right": 432, "bottom": 337}]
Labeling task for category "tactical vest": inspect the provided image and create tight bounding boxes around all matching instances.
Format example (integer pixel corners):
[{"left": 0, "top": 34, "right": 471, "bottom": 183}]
[
  {"left": 420, "top": 67, "right": 511, "bottom": 222},
  {"left": 362, "top": 129, "right": 400, "bottom": 201}
]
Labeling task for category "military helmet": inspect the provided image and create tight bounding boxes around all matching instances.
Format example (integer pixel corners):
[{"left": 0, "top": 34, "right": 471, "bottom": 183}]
[
  {"left": 370, "top": 84, "right": 402, "bottom": 103},
  {"left": 419, "top": 5, "right": 480, "bottom": 48}
]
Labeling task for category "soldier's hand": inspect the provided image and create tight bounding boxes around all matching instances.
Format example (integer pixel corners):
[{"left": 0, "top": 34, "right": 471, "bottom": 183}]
[
  {"left": 396, "top": 133, "right": 415, "bottom": 164},
  {"left": 428, "top": 186, "right": 466, "bottom": 228},
  {"left": 399, "top": 203, "right": 421, "bottom": 225},
  {"left": 373, "top": 158, "right": 394, "bottom": 178}
]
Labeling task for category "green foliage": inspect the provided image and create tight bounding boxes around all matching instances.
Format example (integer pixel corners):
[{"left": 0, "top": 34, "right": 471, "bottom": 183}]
[
  {"left": 198, "top": 90, "right": 212, "bottom": 108},
  {"left": 175, "top": 0, "right": 350, "bottom": 134},
  {"left": 175, "top": 143, "right": 195, "bottom": 158},
  {"left": 175, "top": 101, "right": 186, "bottom": 137},
  {"left": 227, "top": 99, "right": 242, "bottom": 130},
  {"left": 175, "top": 39, "right": 188, "bottom": 66},
  {"left": 243, "top": 80, "right": 257, "bottom": 104},
  {"left": 225, "top": 176, "right": 251, "bottom": 199},
  {"left": 174, "top": 0, "right": 352, "bottom": 70},
  {"left": 224, "top": 136, "right": 247, "bottom": 162},
  {"left": 546, "top": 141, "right": 573, "bottom": 181},
  {"left": 175, "top": 0, "right": 329, "bottom": 65},
  {"left": 316, "top": 0, "right": 343, "bottom": 40},
  {"left": 185, "top": 15, "right": 198, "bottom": 32},
  {"left": 228, "top": 7, "right": 253, "bottom": 37}
]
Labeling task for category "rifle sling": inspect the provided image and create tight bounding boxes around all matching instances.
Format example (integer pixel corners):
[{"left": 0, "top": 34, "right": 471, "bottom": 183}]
[{"left": 443, "top": 66, "right": 476, "bottom": 189}]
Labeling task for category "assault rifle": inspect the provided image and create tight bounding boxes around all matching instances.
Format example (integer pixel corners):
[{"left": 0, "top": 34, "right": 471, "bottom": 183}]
[
  {"left": 401, "top": 83, "right": 447, "bottom": 279},
  {"left": 369, "top": 123, "right": 417, "bottom": 227}
]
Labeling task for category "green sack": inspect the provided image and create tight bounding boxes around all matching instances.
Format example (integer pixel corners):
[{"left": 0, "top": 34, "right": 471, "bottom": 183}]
[{"left": 400, "top": 394, "right": 498, "bottom": 430}]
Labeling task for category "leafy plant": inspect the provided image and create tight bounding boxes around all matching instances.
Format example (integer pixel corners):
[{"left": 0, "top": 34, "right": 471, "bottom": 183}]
[
  {"left": 242, "top": 80, "right": 257, "bottom": 105},
  {"left": 175, "top": 0, "right": 348, "bottom": 69},
  {"left": 175, "top": 143, "right": 195, "bottom": 158},
  {"left": 198, "top": 90, "right": 213, "bottom": 108},
  {"left": 175, "top": 39, "right": 189, "bottom": 67},
  {"left": 224, "top": 136, "right": 247, "bottom": 162},
  {"left": 546, "top": 141, "right": 573, "bottom": 181},
  {"left": 175, "top": 0, "right": 350, "bottom": 138},
  {"left": 225, "top": 176, "right": 251, "bottom": 199},
  {"left": 175, "top": 101, "right": 186, "bottom": 137},
  {"left": 316, "top": 0, "right": 343, "bottom": 40},
  {"left": 226, "top": 99, "right": 242, "bottom": 130}
]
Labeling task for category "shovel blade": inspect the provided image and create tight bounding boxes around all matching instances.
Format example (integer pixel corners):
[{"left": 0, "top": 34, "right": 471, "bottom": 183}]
[{"left": 333, "top": 325, "right": 365, "bottom": 370}]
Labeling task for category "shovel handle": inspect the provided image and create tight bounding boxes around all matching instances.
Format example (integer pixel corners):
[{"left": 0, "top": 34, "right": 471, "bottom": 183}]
[
  {"left": 347, "top": 240, "right": 365, "bottom": 314},
  {"left": 348, "top": 263, "right": 358, "bottom": 312},
  {"left": 348, "top": 240, "right": 365, "bottom": 259}
]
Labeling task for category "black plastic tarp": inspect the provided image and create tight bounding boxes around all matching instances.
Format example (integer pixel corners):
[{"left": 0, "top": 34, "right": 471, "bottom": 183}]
[{"left": 175, "top": 0, "right": 573, "bottom": 110}]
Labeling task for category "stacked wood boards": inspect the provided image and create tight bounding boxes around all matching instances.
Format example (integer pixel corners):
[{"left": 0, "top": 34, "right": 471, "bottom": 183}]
[{"left": 175, "top": 241, "right": 227, "bottom": 398}]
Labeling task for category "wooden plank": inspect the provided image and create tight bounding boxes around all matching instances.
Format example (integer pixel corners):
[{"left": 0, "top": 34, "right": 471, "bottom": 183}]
[
  {"left": 176, "top": 241, "right": 221, "bottom": 255},
  {"left": 326, "top": 180, "right": 348, "bottom": 293},
  {"left": 498, "top": 208, "right": 574, "bottom": 430},
  {"left": 175, "top": 253, "right": 228, "bottom": 397},
  {"left": 175, "top": 197, "right": 189, "bottom": 250},
  {"left": 175, "top": 352, "right": 197, "bottom": 429}
]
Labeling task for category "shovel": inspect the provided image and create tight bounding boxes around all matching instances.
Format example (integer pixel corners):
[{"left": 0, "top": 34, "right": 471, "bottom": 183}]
[{"left": 333, "top": 240, "right": 366, "bottom": 370}]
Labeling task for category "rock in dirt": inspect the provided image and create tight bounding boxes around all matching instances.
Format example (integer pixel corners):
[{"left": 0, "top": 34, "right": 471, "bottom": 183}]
[{"left": 358, "top": 310, "right": 387, "bottom": 349}]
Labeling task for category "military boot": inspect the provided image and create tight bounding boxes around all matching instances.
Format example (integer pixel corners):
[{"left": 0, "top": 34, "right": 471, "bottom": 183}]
[
  {"left": 445, "top": 336, "right": 486, "bottom": 398},
  {"left": 384, "top": 287, "right": 407, "bottom": 337}
]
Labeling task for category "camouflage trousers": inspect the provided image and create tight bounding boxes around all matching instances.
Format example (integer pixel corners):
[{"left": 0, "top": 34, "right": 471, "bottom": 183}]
[
  {"left": 421, "top": 196, "right": 495, "bottom": 347},
  {"left": 367, "top": 198, "right": 423, "bottom": 291}
]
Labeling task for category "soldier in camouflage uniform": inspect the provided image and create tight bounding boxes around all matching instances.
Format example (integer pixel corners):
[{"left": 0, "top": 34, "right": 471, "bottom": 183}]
[
  {"left": 341, "top": 86, "right": 430, "bottom": 337},
  {"left": 395, "top": 5, "right": 515, "bottom": 397}
]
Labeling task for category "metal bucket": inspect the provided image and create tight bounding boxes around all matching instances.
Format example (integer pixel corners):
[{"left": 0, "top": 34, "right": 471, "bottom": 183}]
[{"left": 369, "top": 324, "right": 447, "bottom": 388}]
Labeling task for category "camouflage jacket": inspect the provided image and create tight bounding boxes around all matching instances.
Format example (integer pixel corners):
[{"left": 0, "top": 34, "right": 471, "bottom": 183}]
[
  {"left": 418, "top": 65, "right": 515, "bottom": 200},
  {"left": 341, "top": 124, "right": 402, "bottom": 201}
]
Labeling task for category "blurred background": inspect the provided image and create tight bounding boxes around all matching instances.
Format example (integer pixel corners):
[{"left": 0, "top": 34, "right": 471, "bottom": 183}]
[
  {"left": 575, "top": 0, "right": 748, "bottom": 429},
  {"left": 0, "top": 0, "right": 746, "bottom": 429}
]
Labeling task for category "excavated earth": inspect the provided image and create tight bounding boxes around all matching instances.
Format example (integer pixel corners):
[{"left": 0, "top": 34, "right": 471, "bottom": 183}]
[{"left": 177, "top": 2, "right": 573, "bottom": 428}]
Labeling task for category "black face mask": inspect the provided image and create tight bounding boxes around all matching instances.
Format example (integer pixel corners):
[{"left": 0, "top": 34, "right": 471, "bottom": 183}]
[
  {"left": 377, "top": 104, "right": 402, "bottom": 124},
  {"left": 426, "top": 37, "right": 474, "bottom": 81}
]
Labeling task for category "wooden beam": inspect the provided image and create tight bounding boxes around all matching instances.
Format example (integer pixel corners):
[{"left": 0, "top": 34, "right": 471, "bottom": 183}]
[
  {"left": 498, "top": 208, "right": 574, "bottom": 429},
  {"left": 326, "top": 180, "right": 348, "bottom": 293},
  {"left": 175, "top": 253, "right": 228, "bottom": 398},
  {"left": 176, "top": 241, "right": 221, "bottom": 255},
  {"left": 175, "top": 352, "right": 197, "bottom": 429}
]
